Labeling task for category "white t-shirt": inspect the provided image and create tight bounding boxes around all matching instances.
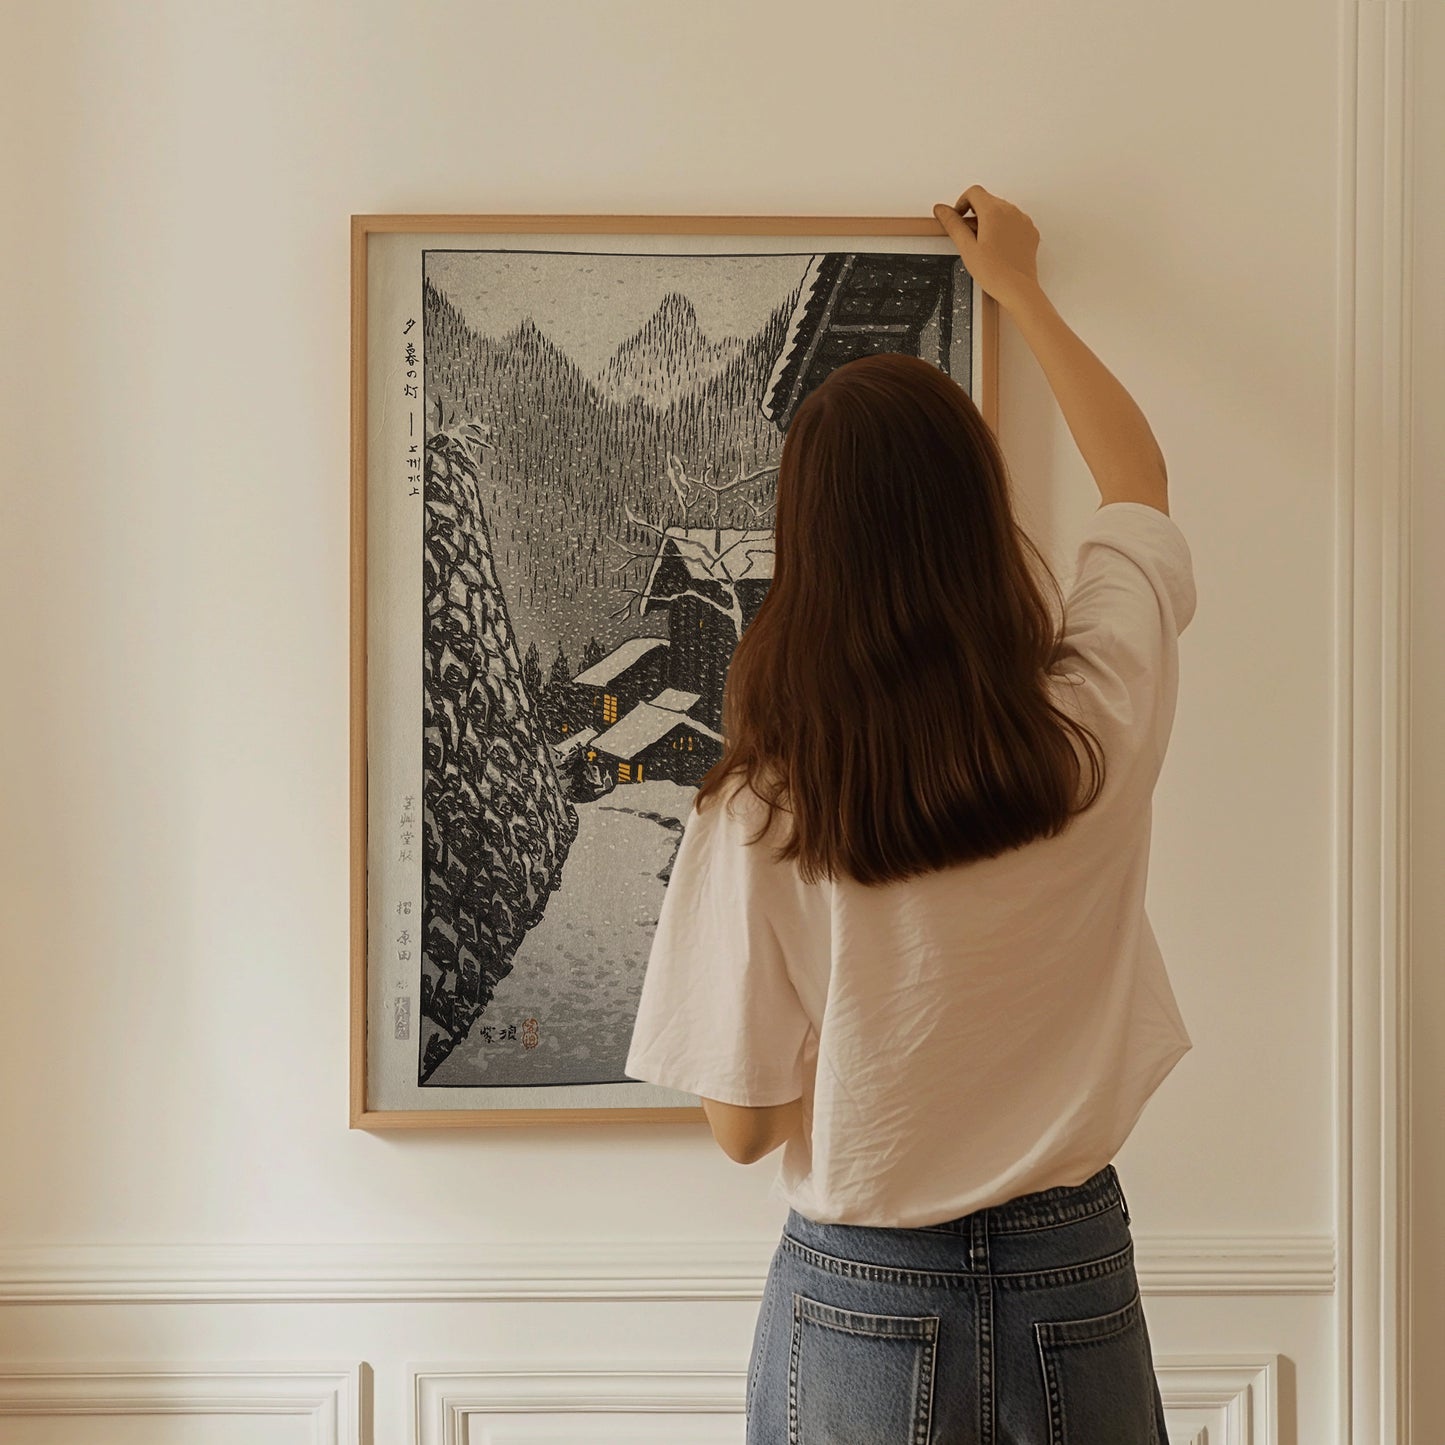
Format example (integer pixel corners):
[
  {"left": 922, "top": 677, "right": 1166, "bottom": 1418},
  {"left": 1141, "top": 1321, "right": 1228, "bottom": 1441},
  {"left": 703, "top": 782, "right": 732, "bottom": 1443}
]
[{"left": 624, "top": 501, "right": 1197, "bottom": 1227}]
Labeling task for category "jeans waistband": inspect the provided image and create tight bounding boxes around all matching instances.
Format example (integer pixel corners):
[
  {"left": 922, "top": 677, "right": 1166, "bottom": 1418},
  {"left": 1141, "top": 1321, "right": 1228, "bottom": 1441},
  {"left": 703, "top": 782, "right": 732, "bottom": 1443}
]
[{"left": 912, "top": 1162, "right": 1130, "bottom": 1235}]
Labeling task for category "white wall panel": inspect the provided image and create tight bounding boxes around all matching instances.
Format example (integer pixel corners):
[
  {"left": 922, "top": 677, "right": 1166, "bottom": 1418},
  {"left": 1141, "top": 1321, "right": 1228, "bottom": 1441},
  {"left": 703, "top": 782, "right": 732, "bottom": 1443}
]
[
  {"left": 408, "top": 1359, "right": 1280, "bottom": 1445},
  {"left": 0, "top": 1366, "right": 360, "bottom": 1445}
]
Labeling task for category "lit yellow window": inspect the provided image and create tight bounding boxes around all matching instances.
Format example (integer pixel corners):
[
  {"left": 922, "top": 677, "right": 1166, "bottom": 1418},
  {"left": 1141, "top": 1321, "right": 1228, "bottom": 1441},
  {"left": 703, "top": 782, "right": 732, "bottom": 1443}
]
[
  {"left": 619, "top": 762, "right": 631, "bottom": 782},
  {"left": 603, "top": 693, "right": 618, "bottom": 723}
]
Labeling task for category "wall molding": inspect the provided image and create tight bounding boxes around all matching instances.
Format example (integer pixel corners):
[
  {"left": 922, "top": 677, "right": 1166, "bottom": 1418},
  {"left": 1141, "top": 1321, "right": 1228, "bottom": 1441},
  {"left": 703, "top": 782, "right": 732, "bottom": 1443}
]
[
  {"left": 410, "top": 1356, "right": 1279, "bottom": 1445},
  {"left": 0, "top": 1364, "right": 362, "bottom": 1444},
  {"left": 1153, "top": 1356, "right": 1282, "bottom": 1445},
  {"left": 413, "top": 1367, "right": 741, "bottom": 1445},
  {"left": 1335, "top": 0, "right": 1415, "bottom": 1442},
  {"left": 0, "top": 1234, "right": 1333, "bottom": 1304}
]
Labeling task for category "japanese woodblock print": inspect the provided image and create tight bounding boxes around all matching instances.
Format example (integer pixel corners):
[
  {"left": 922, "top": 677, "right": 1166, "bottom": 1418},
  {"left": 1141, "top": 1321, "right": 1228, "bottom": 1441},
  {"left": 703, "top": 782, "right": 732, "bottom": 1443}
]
[{"left": 353, "top": 219, "right": 993, "bottom": 1124}]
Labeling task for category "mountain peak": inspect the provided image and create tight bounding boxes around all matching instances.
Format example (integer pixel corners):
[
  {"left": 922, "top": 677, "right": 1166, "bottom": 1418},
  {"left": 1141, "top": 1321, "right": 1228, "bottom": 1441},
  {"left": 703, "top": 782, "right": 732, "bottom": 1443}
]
[
  {"left": 593, "top": 293, "right": 744, "bottom": 409},
  {"left": 497, "top": 316, "right": 564, "bottom": 355},
  {"left": 656, "top": 292, "right": 700, "bottom": 326}
]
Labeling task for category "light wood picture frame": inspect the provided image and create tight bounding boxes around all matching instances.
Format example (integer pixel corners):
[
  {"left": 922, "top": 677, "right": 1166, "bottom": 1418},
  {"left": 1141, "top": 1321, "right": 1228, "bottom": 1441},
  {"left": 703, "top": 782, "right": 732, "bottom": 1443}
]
[{"left": 350, "top": 213, "right": 999, "bottom": 1129}]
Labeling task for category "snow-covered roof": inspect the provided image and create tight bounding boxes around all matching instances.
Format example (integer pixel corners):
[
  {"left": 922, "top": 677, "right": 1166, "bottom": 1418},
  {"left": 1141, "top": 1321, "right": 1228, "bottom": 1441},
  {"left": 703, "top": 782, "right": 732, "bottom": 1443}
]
[
  {"left": 571, "top": 635, "right": 668, "bottom": 686},
  {"left": 639, "top": 528, "right": 774, "bottom": 614},
  {"left": 591, "top": 701, "right": 724, "bottom": 760}
]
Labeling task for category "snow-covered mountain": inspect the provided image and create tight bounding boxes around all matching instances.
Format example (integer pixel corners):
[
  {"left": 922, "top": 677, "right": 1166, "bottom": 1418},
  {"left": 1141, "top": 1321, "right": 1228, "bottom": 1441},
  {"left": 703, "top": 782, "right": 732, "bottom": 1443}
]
[{"left": 593, "top": 292, "right": 746, "bottom": 408}]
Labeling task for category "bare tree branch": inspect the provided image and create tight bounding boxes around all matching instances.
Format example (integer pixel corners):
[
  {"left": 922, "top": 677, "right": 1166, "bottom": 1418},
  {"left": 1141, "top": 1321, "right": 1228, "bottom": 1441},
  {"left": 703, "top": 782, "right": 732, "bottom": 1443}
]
[
  {"left": 602, "top": 531, "right": 654, "bottom": 563},
  {"left": 607, "top": 449, "right": 777, "bottom": 626},
  {"left": 621, "top": 501, "right": 671, "bottom": 540},
  {"left": 665, "top": 453, "right": 693, "bottom": 519},
  {"left": 609, "top": 575, "right": 745, "bottom": 632}
]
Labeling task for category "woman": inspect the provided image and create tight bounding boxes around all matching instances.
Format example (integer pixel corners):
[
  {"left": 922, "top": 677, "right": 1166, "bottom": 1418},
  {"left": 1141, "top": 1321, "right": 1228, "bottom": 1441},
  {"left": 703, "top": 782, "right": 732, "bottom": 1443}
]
[{"left": 624, "top": 184, "right": 1191, "bottom": 1444}]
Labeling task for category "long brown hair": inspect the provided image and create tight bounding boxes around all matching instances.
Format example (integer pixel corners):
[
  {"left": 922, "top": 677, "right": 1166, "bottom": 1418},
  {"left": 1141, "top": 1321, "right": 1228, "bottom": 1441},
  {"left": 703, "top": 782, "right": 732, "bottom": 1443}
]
[{"left": 692, "top": 351, "right": 1105, "bottom": 886}]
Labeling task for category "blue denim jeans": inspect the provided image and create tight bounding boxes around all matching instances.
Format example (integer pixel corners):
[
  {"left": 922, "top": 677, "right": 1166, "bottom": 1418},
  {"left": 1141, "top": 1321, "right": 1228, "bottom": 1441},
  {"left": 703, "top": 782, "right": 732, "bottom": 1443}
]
[{"left": 745, "top": 1163, "right": 1168, "bottom": 1444}]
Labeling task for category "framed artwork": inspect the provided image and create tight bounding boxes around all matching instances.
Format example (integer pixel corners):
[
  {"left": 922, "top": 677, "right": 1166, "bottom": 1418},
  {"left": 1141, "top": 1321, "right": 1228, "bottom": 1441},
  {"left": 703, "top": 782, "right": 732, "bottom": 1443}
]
[{"left": 350, "top": 213, "right": 997, "bottom": 1128}]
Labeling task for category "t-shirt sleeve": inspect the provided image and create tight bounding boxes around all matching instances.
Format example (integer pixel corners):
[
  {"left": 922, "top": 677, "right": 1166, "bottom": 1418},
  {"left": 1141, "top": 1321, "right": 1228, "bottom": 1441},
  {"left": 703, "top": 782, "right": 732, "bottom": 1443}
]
[
  {"left": 1055, "top": 501, "right": 1197, "bottom": 774},
  {"left": 624, "top": 785, "right": 812, "bottom": 1107}
]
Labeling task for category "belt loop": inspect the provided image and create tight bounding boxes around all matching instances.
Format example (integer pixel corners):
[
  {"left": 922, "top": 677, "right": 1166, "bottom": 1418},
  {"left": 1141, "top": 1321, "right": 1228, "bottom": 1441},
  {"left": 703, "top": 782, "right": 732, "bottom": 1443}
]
[
  {"left": 969, "top": 1212, "right": 988, "bottom": 1270},
  {"left": 1113, "top": 1166, "right": 1131, "bottom": 1226}
]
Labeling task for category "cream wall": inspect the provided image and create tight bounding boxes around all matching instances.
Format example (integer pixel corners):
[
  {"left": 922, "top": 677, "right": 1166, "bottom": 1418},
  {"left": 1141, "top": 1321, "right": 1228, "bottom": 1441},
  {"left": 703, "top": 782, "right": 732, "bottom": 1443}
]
[{"left": 0, "top": 1, "right": 1427, "bottom": 1441}]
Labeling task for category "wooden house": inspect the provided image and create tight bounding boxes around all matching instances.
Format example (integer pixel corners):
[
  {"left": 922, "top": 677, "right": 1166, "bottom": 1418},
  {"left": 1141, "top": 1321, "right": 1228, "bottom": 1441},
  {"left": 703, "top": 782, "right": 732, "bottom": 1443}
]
[
  {"left": 589, "top": 687, "right": 724, "bottom": 786},
  {"left": 759, "top": 252, "right": 972, "bottom": 432},
  {"left": 570, "top": 635, "right": 670, "bottom": 732},
  {"left": 638, "top": 527, "right": 773, "bottom": 731}
]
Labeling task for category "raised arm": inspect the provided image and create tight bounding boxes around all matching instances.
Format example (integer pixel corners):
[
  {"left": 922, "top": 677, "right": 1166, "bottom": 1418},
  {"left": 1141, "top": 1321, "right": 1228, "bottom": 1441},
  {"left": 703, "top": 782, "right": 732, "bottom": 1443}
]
[{"left": 933, "top": 185, "right": 1170, "bottom": 516}]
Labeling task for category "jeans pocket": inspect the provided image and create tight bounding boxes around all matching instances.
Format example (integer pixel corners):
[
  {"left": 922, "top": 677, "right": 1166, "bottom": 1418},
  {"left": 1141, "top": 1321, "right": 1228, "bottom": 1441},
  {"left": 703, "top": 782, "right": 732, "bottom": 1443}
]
[
  {"left": 787, "top": 1293, "right": 939, "bottom": 1445},
  {"left": 1035, "top": 1288, "right": 1160, "bottom": 1445}
]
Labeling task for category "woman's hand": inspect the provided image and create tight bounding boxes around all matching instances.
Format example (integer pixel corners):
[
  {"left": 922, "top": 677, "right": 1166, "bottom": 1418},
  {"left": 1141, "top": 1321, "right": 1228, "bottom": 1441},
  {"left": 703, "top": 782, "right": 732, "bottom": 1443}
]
[{"left": 933, "top": 186, "right": 1042, "bottom": 313}]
